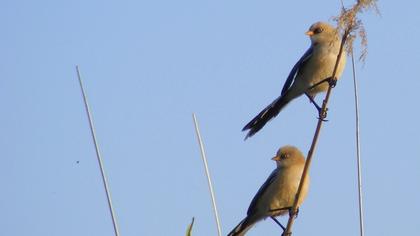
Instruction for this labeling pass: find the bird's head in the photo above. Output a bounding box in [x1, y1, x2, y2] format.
[305, 22, 339, 46]
[272, 145, 305, 167]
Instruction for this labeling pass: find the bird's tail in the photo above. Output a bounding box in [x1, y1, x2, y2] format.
[227, 216, 258, 236]
[242, 94, 291, 139]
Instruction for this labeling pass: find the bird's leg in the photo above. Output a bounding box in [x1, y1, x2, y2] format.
[307, 78, 328, 91]
[279, 208, 301, 236]
[305, 93, 329, 121]
[270, 216, 286, 231]
[305, 93, 322, 113]
[308, 76, 337, 91]
[267, 207, 298, 236]
[269, 206, 293, 213]
[317, 76, 338, 121]
[305, 76, 338, 122]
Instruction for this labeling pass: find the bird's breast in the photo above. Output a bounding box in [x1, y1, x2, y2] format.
[303, 46, 346, 96]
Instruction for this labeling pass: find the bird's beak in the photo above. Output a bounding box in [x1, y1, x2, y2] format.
[305, 30, 314, 36]
[271, 156, 280, 161]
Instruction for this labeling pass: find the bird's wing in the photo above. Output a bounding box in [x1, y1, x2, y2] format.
[247, 168, 279, 215]
[281, 46, 313, 96]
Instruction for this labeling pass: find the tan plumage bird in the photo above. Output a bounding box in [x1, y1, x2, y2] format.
[228, 146, 310, 236]
[243, 22, 346, 139]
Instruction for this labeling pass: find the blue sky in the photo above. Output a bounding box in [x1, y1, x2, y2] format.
[2, 0, 420, 235]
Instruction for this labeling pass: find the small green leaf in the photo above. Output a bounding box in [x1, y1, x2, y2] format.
[185, 217, 195, 236]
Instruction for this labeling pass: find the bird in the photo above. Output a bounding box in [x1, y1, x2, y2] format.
[227, 145, 310, 236]
[242, 21, 346, 139]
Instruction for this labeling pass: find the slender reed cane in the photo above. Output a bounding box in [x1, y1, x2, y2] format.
[76, 66, 120, 236]
[192, 114, 222, 236]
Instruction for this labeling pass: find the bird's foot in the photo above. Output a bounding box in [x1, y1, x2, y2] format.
[306, 92, 329, 121]
[288, 207, 299, 219]
[318, 107, 328, 121]
[328, 77, 337, 88]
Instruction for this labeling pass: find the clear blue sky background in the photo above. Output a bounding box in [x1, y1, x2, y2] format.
[2, 1, 420, 235]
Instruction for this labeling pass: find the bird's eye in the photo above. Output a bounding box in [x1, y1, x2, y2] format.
[282, 153, 290, 159]
[314, 27, 324, 34]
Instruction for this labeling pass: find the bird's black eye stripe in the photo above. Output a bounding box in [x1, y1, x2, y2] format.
[314, 27, 324, 34]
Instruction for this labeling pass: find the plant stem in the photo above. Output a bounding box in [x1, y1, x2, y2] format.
[351, 49, 365, 236]
[76, 66, 120, 236]
[282, 29, 350, 236]
[192, 114, 222, 236]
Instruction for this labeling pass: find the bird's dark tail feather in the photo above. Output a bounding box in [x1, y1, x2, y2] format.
[242, 94, 291, 139]
[227, 216, 257, 236]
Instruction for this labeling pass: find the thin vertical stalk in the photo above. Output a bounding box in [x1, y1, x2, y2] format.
[192, 113, 222, 236]
[283, 29, 350, 236]
[351, 51, 365, 236]
[76, 66, 120, 236]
